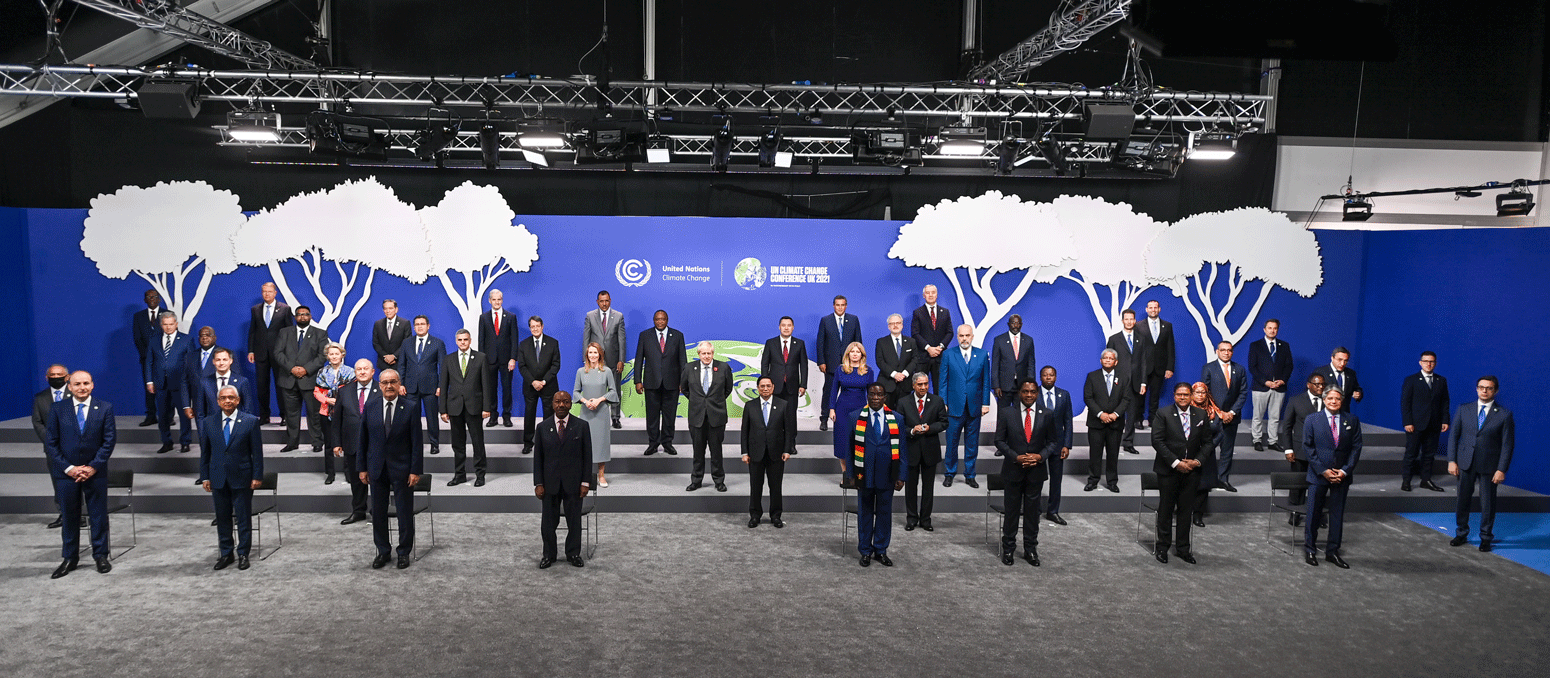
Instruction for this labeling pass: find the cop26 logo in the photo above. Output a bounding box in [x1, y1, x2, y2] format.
[615, 258, 651, 287]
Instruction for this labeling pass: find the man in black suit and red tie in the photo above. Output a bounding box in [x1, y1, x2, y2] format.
[327, 359, 379, 525]
[899, 372, 947, 531]
[634, 310, 686, 456]
[358, 370, 423, 570]
[990, 314, 1036, 411]
[478, 289, 518, 428]
[534, 391, 591, 568]
[741, 377, 790, 528]
[247, 282, 293, 425]
[372, 299, 411, 373]
[910, 284, 952, 393]
[132, 289, 163, 426]
[1151, 383, 1210, 564]
[1247, 318, 1293, 452]
[33, 363, 72, 529]
[874, 313, 920, 410]
[1138, 300, 1175, 428]
[517, 316, 562, 453]
[1399, 351, 1449, 492]
[760, 317, 808, 456]
[993, 380, 1056, 567]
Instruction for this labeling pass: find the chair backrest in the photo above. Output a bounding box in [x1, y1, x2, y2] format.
[987, 473, 1005, 492]
[106, 469, 134, 489]
[257, 471, 279, 491]
[1270, 472, 1309, 491]
[1140, 472, 1159, 491]
[413, 474, 432, 493]
[839, 476, 857, 491]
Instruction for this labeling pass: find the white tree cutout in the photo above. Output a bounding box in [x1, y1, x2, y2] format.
[81, 181, 243, 331]
[889, 191, 1077, 346]
[420, 181, 539, 343]
[1038, 195, 1166, 336]
[232, 177, 432, 344]
[1146, 207, 1323, 358]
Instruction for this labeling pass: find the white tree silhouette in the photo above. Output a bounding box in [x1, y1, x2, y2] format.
[420, 182, 539, 344]
[889, 191, 1077, 346]
[231, 177, 432, 345]
[1037, 195, 1166, 336]
[1145, 207, 1323, 358]
[81, 181, 243, 331]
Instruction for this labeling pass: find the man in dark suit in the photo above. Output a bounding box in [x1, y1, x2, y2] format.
[44, 370, 116, 578]
[33, 363, 71, 529]
[1083, 349, 1131, 493]
[939, 324, 991, 488]
[1247, 318, 1293, 452]
[1448, 376, 1514, 552]
[683, 341, 734, 492]
[272, 306, 329, 452]
[991, 314, 1036, 411]
[372, 299, 411, 372]
[1400, 351, 1450, 492]
[439, 329, 493, 487]
[1106, 309, 1149, 454]
[189, 348, 257, 422]
[327, 359, 378, 525]
[910, 284, 953, 393]
[132, 289, 162, 426]
[849, 384, 906, 567]
[478, 289, 519, 427]
[198, 386, 264, 571]
[582, 290, 628, 428]
[357, 370, 424, 570]
[247, 282, 293, 425]
[1201, 340, 1248, 492]
[1035, 366, 1074, 525]
[534, 391, 591, 568]
[1138, 300, 1175, 428]
[741, 376, 790, 528]
[185, 326, 221, 420]
[994, 380, 1057, 567]
[634, 310, 686, 456]
[1303, 387, 1362, 568]
[517, 315, 561, 452]
[815, 295, 862, 432]
[395, 316, 443, 456]
[760, 317, 808, 455]
[1151, 383, 1211, 564]
[874, 313, 920, 410]
[899, 372, 947, 531]
[144, 311, 194, 454]
[1278, 373, 1326, 520]
[1311, 347, 1362, 413]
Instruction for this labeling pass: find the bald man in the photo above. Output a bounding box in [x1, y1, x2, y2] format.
[44, 371, 116, 578]
[199, 386, 264, 570]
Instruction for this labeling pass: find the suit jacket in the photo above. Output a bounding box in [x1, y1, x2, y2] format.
[1105, 330, 1149, 394]
[395, 334, 446, 396]
[847, 407, 906, 488]
[1303, 410, 1363, 484]
[1311, 364, 1361, 412]
[634, 327, 687, 390]
[248, 301, 294, 361]
[760, 336, 808, 394]
[271, 325, 329, 389]
[356, 396, 424, 480]
[1247, 337, 1294, 392]
[328, 379, 381, 454]
[815, 313, 863, 367]
[372, 317, 412, 369]
[873, 334, 920, 397]
[990, 331, 1036, 393]
[516, 335, 562, 391]
[33, 387, 68, 443]
[938, 346, 991, 417]
[132, 306, 163, 358]
[1082, 369, 1131, 429]
[44, 398, 115, 479]
[144, 331, 195, 400]
[1040, 386, 1074, 450]
[439, 350, 493, 416]
[909, 304, 953, 354]
[1151, 405, 1211, 475]
[478, 309, 518, 364]
[681, 360, 734, 428]
[897, 391, 948, 466]
[198, 411, 264, 487]
[1138, 317, 1175, 378]
[1279, 390, 1324, 461]
[1450, 402, 1514, 475]
[993, 401, 1057, 483]
[185, 344, 222, 395]
[1400, 372, 1450, 431]
[740, 397, 789, 463]
[533, 415, 591, 495]
[1201, 359, 1249, 417]
[582, 308, 628, 366]
[193, 372, 258, 421]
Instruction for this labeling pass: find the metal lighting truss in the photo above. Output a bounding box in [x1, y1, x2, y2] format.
[68, 1, 319, 71]
[969, 0, 1133, 82]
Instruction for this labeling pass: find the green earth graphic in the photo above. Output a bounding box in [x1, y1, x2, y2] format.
[619, 339, 811, 418]
[733, 257, 766, 290]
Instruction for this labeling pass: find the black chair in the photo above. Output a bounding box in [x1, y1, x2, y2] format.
[1134, 472, 1159, 553]
[839, 476, 858, 554]
[100, 469, 136, 561]
[250, 471, 282, 560]
[983, 473, 1006, 547]
[386, 474, 435, 561]
[1268, 472, 1312, 556]
[558, 487, 600, 560]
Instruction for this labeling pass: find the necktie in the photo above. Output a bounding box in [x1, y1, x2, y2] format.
[264, 305, 272, 325]
[895, 337, 902, 359]
[1223, 363, 1232, 388]
[53, 390, 64, 402]
[76, 402, 86, 432]
[917, 397, 925, 415]
[1023, 406, 1032, 443]
[297, 329, 305, 348]
[782, 340, 789, 362]
[201, 350, 210, 369]
[418, 337, 425, 357]
[1151, 320, 1158, 338]
[762, 400, 770, 425]
[358, 386, 367, 414]
[1012, 335, 1019, 360]
[460, 352, 468, 377]
[494, 312, 501, 335]
[384, 400, 394, 433]
[930, 306, 937, 328]
[1045, 390, 1053, 411]
[1105, 372, 1113, 395]
[1330, 414, 1339, 445]
[1478, 405, 1488, 429]
[163, 334, 172, 358]
[223, 417, 233, 444]
[659, 332, 666, 352]
[1424, 374, 1431, 387]
[1182, 409, 1191, 438]
[387, 319, 394, 336]
[873, 410, 881, 433]
[557, 417, 566, 441]
[600, 311, 607, 335]
[219, 376, 227, 391]
[1269, 340, 1276, 359]
[1336, 371, 1344, 389]
[838, 315, 844, 331]
[536, 337, 542, 355]
[1126, 333, 1133, 351]
[701, 364, 711, 392]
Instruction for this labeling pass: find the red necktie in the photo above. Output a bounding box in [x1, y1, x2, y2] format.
[782, 341, 789, 362]
[658, 333, 666, 352]
[917, 397, 925, 415]
[357, 385, 367, 414]
[557, 417, 566, 441]
[494, 312, 501, 336]
[930, 307, 937, 328]
[1023, 406, 1033, 443]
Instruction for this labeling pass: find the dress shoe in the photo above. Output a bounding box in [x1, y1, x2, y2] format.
[211, 518, 220, 526]
[397, 555, 412, 569]
[521, 445, 533, 455]
[214, 554, 235, 570]
[1023, 550, 1040, 567]
[964, 477, 979, 489]
[1269, 443, 1285, 452]
[94, 557, 111, 574]
[341, 512, 367, 525]
[1175, 551, 1197, 564]
[1325, 552, 1349, 568]
[1401, 479, 1412, 492]
[1123, 446, 1140, 455]
[139, 416, 157, 427]
[612, 419, 622, 429]
[819, 420, 828, 431]
[1137, 421, 1148, 430]
[772, 518, 784, 529]
[1450, 535, 1469, 547]
[1105, 482, 1120, 493]
[1192, 515, 1206, 528]
[1480, 540, 1494, 553]
[448, 475, 467, 487]
[371, 554, 391, 569]
[1154, 549, 1169, 564]
[538, 557, 555, 569]
[47, 517, 62, 529]
[1288, 513, 1304, 527]
[859, 554, 871, 567]
[920, 520, 934, 532]
[279, 444, 299, 452]
[474, 474, 486, 487]
[156, 444, 174, 454]
[714, 482, 727, 492]
[1420, 480, 1445, 492]
[324, 474, 335, 485]
[1304, 553, 1320, 566]
[1045, 513, 1067, 526]
[905, 518, 918, 531]
[876, 553, 894, 567]
[1253, 442, 1266, 452]
[487, 417, 499, 427]
[181, 444, 191, 453]
[502, 417, 514, 427]
[237, 555, 250, 570]
[643, 447, 657, 456]
[1083, 480, 1098, 492]
[194, 479, 203, 486]
[313, 446, 324, 453]
[748, 517, 760, 528]
[568, 555, 585, 567]
[1001, 551, 1015, 566]
[1220, 481, 1238, 493]
[663, 445, 678, 456]
[942, 476, 954, 488]
[685, 481, 702, 492]
[429, 446, 439, 455]
[51, 558, 80, 578]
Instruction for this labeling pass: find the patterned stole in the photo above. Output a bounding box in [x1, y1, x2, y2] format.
[851, 408, 901, 474]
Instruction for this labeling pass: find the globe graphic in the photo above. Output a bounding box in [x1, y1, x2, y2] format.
[733, 257, 766, 290]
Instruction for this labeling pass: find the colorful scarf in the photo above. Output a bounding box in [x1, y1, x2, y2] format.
[852, 406, 900, 474]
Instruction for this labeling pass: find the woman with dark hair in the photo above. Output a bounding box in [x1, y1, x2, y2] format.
[1190, 381, 1223, 527]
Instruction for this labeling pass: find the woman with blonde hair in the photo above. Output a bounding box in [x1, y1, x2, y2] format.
[829, 341, 873, 474]
[574, 342, 619, 487]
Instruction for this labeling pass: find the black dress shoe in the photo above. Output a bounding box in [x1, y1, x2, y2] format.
[429, 446, 439, 455]
[214, 554, 235, 570]
[1023, 550, 1040, 567]
[819, 420, 828, 431]
[279, 444, 299, 452]
[1001, 551, 1015, 566]
[51, 558, 79, 579]
[313, 446, 324, 453]
[1420, 480, 1445, 492]
[643, 447, 657, 456]
[1288, 513, 1304, 527]
[1450, 535, 1469, 547]
[1083, 480, 1098, 492]
[1401, 479, 1412, 491]
[942, 476, 954, 488]
[612, 419, 622, 429]
[474, 474, 486, 487]
[156, 444, 174, 454]
[748, 517, 760, 528]
[324, 474, 335, 485]
[1123, 446, 1140, 455]
[664, 445, 679, 456]
[1105, 482, 1120, 493]
[371, 554, 391, 569]
[1155, 549, 1169, 564]
[1269, 443, 1285, 452]
[47, 517, 62, 529]
[503, 417, 514, 427]
[1045, 513, 1067, 526]
[1480, 540, 1494, 553]
[211, 518, 220, 526]
[1253, 442, 1266, 452]
[859, 554, 871, 567]
[94, 557, 111, 574]
[1325, 552, 1349, 568]
[876, 553, 893, 567]
[1175, 551, 1197, 564]
[772, 518, 785, 528]
[237, 555, 250, 570]
[568, 555, 585, 567]
[1304, 553, 1320, 566]
[538, 557, 555, 569]
[920, 520, 934, 532]
[396, 555, 412, 569]
[521, 445, 533, 455]
[1220, 482, 1238, 493]
[964, 477, 979, 489]
[448, 475, 467, 487]
[905, 518, 918, 531]
[1192, 515, 1206, 528]
[685, 481, 701, 492]
[181, 444, 191, 453]
[138, 416, 157, 427]
[341, 513, 367, 525]
[714, 482, 728, 492]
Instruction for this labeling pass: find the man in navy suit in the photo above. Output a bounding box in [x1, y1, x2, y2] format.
[144, 311, 194, 454]
[990, 314, 1036, 411]
[1448, 376, 1514, 552]
[1247, 319, 1293, 452]
[634, 310, 686, 456]
[33, 364, 74, 529]
[1311, 347, 1362, 413]
[1400, 351, 1450, 492]
[534, 391, 592, 568]
[814, 295, 862, 432]
[939, 324, 991, 488]
[1200, 341, 1248, 492]
[198, 386, 264, 571]
[899, 372, 947, 531]
[131, 289, 163, 426]
[357, 370, 424, 570]
[1035, 366, 1074, 525]
[760, 317, 808, 455]
[1279, 374, 1327, 518]
[189, 348, 257, 424]
[994, 380, 1057, 566]
[1106, 310, 1150, 453]
[849, 384, 905, 567]
[395, 315, 444, 456]
[910, 284, 953, 393]
[247, 282, 293, 424]
[328, 359, 379, 525]
[44, 371, 116, 578]
[186, 327, 221, 409]
[1303, 387, 1362, 568]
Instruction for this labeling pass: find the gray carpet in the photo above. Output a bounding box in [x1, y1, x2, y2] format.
[3, 511, 1548, 677]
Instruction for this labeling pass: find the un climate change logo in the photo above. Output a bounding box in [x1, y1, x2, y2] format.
[733, 257, 766, 290]
[615, 258, 651, 287]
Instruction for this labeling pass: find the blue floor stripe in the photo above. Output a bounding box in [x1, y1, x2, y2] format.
[1399, 512, 1550, 576]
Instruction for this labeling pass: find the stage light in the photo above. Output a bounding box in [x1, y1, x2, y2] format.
[645, 135, 671, 163]
[522, 150, 549, 167]
[995, 137, 1025, 175]
[1342, 197, 1373, 221]
[304, 110, 388, 161]
[226, 109, 279, 142]
[479, 123, 502, 169]
[414, 120, 460, 165]
[710, 122, 734, 172]
[852, 127, 923, 167]
[757, 128, 786, 168]
[1038, 137, 1069, 176]
[1497, 188, 1535, 216]
[936, 126, 987, 156]
[517, 119, 568, 148]
[1189, 131, 1236, 160]
[1081, 104, 1135, 141]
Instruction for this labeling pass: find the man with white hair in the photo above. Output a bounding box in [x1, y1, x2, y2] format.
[682, 341, 734, 492]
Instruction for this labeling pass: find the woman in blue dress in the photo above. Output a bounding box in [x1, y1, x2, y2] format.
[828, 342, 873, 474]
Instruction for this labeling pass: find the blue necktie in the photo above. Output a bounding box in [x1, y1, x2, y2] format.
[76, 402, 86, 432]
[201, 350, 210, 369]
[1269, 340, 1276, 359]
[223, 417, 233, 444]
[1126, 334, 1133, 352]
[762, 400, 770, 425]
[297, 329, 305, 349]
[1478, 405, 1488, 429]
[54, 390, 64, 402]
[1046, 390, 1053, 411]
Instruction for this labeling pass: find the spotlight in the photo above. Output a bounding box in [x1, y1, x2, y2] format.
[1342, 197, 1373, 221]
[1189, 131, 1237, 160]
[414, 120, 460, 165]
[304, 110, 388, 161]
[645, 135, 671, 163]
[995, 137, 1024, 175]
[936, 126, 987, 156]
[517, 119, 568, 148]
[1038, 137, 1069, 176]
[710, 122, 734, 172]
[479, 122, 502, 169]
[757, 128, 787, 168]
[1497, 188, 1535, 216]
[522, 149, 549, 167]
[225, 109, 279, 142]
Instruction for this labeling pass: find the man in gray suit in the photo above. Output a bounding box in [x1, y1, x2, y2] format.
[272, 306, 329, 452]
[681, 341, 734, 492]
[582, 290, 627, 429]
[439, 329, 494, 487]
[1448, 376, 1515, 552]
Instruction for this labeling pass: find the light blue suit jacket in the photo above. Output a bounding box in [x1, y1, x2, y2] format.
[938, 346, 991, 417]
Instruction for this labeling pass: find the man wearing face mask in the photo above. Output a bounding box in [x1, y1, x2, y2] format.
[32, 364, 73, 529]
[272, 306, 329, 453]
